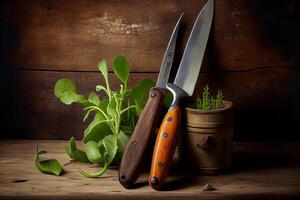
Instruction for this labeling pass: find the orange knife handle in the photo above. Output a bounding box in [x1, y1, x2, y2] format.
[149, 83, 188, 190]
[119, 87, 167, 188]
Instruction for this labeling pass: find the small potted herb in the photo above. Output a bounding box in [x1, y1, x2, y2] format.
[179, 85, 234, 174]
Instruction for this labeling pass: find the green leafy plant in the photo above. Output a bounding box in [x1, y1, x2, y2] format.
[65, 137, 90, 163]
[195, 85, 224, 110]
[35, 147, 63, 176]
[53, 55, 154, 177]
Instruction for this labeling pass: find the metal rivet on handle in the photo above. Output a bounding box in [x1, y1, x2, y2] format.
[151, 177, 159, 185]
[151, 92, 156, 98]
[158, 162, 164, 168]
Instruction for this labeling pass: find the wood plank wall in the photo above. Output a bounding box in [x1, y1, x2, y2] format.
[1, 0, 300, 141]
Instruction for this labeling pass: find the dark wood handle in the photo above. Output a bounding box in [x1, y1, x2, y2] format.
[118, 87, 167, 189]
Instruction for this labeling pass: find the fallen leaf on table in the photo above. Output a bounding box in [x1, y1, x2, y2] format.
[35, 147, 63, 176]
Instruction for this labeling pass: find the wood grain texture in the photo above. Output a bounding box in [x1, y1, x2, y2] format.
[1, 67, 300, 141]
[1, 0, 300, 141]
[0, 68, 157, 140]
[119, 87, 167, 188]
[0, 140, 299, 199]
[1, 0, 299, 72]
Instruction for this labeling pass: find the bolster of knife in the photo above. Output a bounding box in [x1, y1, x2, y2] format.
[118, 87, 167, 188]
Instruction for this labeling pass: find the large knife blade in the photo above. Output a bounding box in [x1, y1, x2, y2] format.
[118, 14, 183, 189]
[149, 0, 214, 190]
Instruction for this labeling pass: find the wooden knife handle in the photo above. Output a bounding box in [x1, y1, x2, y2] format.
[149, 83, 188, 190]
[119, 87, 167, 188]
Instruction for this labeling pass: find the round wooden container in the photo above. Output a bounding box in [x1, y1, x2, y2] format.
[179, 101, 234, 174]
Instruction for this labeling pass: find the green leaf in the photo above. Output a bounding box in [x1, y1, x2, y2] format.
[117, 130, 129, 153]
[107, 97, 117, 118]
[98, 99, 109, 116]
[120, 125, 134, 136]
[98, 60, 109, 81]
[35, 147, 63, 176]
[112, 55, 129, 84]
[164, 91, 173, 108]
[54, 79, 82, 105]
[83, 100, 109, 122]
[65, 137, 89, 163]
[78, 135, 117, 178]
[78, 95, 94, 107]
[97, 140, 103, 148]
[83, 100, 112, 143]
[83, 112, 112, 143]
[85, 141, 103, 164]
[88, 92, 100, 106]
[102, 135, 118, 163]
[130, 79, 154, 115]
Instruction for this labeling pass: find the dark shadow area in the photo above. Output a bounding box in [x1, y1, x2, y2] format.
[249, 0, 300, 64]
[200, 1, 300, 142]
[0, 1, 22, 66]
[0, 69, 28, 138]
[160, 173, 198, 191]
[233, 150, 291, 172]
[251, 1, 300, 141]
[127, 180, 149, 189]
[245, 1, 300, 141]
[0, 0, 25, 138]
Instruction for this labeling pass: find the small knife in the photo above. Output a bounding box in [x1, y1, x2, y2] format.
[149, 0, 214, 190]
[118, 14, 184, 189]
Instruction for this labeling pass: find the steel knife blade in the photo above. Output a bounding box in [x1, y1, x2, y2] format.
[156, 13, 184, 88]
[149, 0, 214, 190]
[174, 0, 214, 95]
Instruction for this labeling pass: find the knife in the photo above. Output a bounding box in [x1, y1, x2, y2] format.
[118, 13, 184, 189]
[149, 0, 214, 190]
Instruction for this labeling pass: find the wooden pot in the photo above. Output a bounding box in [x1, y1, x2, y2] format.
[179, 101, 234, 174]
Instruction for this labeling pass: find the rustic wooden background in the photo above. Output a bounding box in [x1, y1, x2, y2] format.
[1, 0, 299, 141]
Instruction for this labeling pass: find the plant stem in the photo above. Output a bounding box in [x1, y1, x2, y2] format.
[120, 106, 136, 115]
[84, 106, 109, 121]
[105, 77, 112, 100]
[112, 94, 120, 136]
[77, 162, 109, 178]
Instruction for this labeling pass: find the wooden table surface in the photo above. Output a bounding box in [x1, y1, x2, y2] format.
[0, 140, 299, 200]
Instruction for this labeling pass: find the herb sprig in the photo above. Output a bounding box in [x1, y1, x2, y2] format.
[196, 85, 224, 110]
